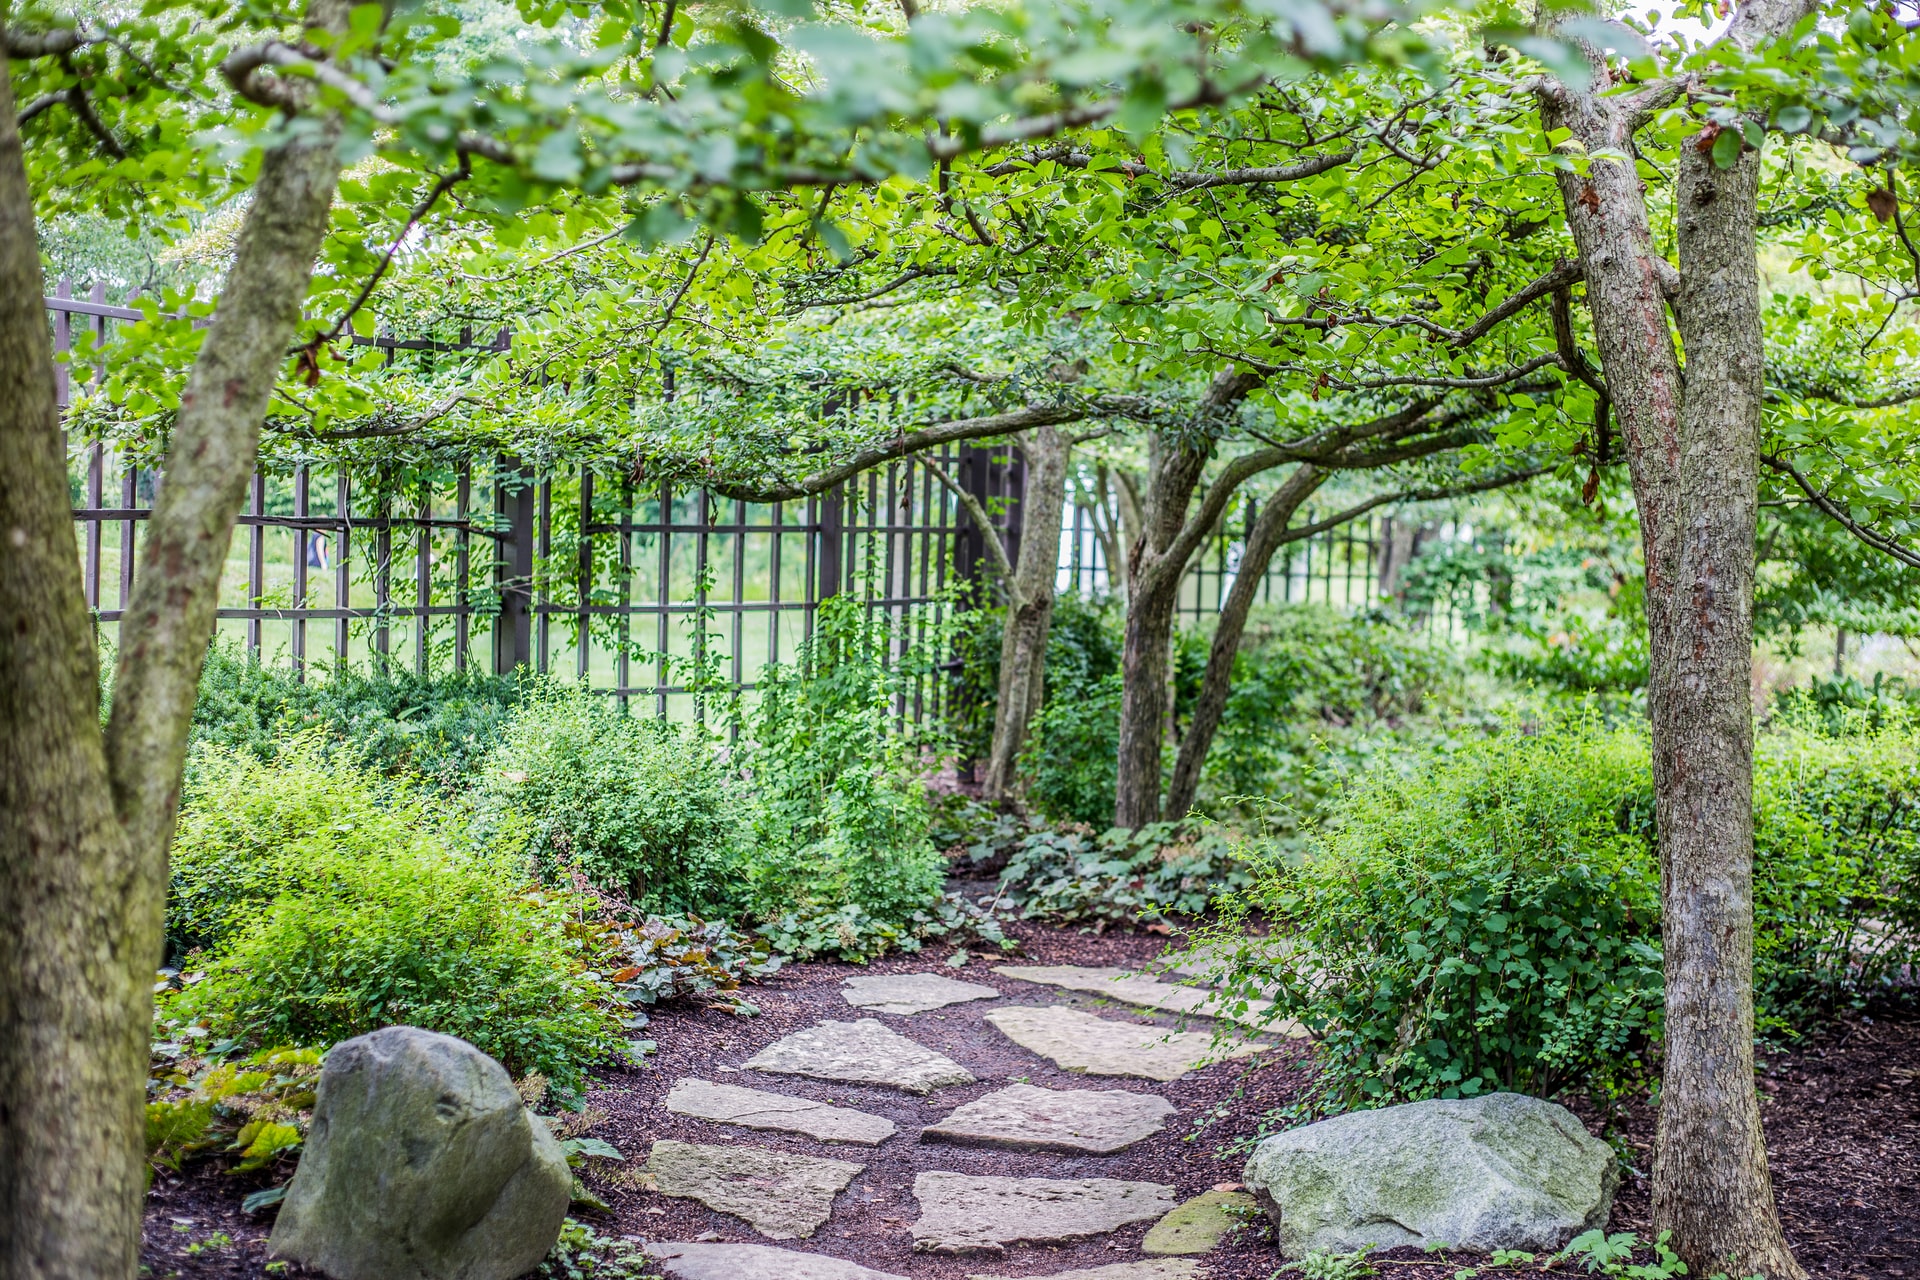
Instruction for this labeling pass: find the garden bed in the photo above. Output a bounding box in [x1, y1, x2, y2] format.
[141, 919, 1919, 1280]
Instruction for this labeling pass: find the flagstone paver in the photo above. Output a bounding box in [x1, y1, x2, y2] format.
[663, 1078, 898, 1145]
[645, 1241, 908, 1279]
[1141, 1188, 1258, 1255]
[744, 1018, 976, 1094]
[841, 972, 1001, 1015]
[923, 1082, 1175, 1154]
[968, 1263, 1205, 1280]
[910, 1171, 1177, 1255]
[646, 1139, 863, 1239]
[993, 964, 1299, 1034]
[984, 1005, 1265, 1082]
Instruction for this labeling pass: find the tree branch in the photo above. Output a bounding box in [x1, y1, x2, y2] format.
[1761, 453, 1920, 570]
[922, 455, 1013, 581]
[707, 395, 1153, 502]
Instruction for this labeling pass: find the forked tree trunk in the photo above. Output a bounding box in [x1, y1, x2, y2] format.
[0, 9, 352, 1276]
[0, 50, 148, 1280]
[1539, 4, 1809, 1274]
[1163, 465, 1324, 819]
[983, 424, 1069, 802]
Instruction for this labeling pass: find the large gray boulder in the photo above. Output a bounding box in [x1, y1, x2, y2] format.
[1243, 1092, 1618, 1257]
[269, 1026, 570, 1280]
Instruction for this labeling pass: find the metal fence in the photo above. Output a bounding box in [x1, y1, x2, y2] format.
[57, 282, 1485, 715]
[54, 281, 1030, 720]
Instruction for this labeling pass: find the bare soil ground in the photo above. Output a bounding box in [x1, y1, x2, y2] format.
[141, 920, 1920, 1280]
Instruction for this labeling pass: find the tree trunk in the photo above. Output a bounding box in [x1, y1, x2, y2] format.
[1113, 371, 1262, 829]
[0, 47, 150, 1280]
[1164, 465, 1325, 818]
[0, 7, 353, 1276]
[984, 424, 1069, 802]
[1539, 6, 1809, 1274]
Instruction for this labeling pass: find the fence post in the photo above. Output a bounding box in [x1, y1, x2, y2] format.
[818, 482, 844, 601]
[494, 456, 535, 675]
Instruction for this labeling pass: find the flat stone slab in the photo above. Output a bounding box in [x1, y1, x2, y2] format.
[647, 1242, 907, 1279]
[664, 1079, 897, 1146]
[745, 1018, 976, 1094]
[910, 1171, 1177, 1255]
[923, 1082, 1174, 1154]
[994, 964, 1299, 1034]
[984, 1005, 1265, 1082]
[647, 1139, 863, 1240]
[1142, 1188, 1257, 1255]
[969, 1264, 1203, 1280]
[842, 972, 1001, 1015]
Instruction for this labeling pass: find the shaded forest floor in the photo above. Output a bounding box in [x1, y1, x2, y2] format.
[143, 920, 1920, 1280]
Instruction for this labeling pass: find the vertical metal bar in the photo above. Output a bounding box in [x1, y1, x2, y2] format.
[374, 481, 392, 666]
[769, 499, 784, 669]
[246, 472, 265, 655]
[694, 489, 710, 724]
[416, 477, 432, 675]
[534, 478, 551, 674]
[618, 479, 632, 709]
[336, 474, 351, 662]
[292, 465, 309, 679]
[730, 496, 745, 695]
[455, 466, 471, 672]
[818, 486, 842, 602]
[578, 470, 593, 682]
[803, 493, 818, 645]
[84, 441, 102, 611]
[493, 458, 535, 675]
[655, 482, 671, 719]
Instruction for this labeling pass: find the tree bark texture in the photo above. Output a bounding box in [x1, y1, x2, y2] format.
[983, 423, 1069, 802]
[1163, 464, 1325, 819]
[1538, 4, 1812, 1273]
[1114, 373, 1259, 828]
[0, 7, 352, 1276]
[0, 48, 150, 1280]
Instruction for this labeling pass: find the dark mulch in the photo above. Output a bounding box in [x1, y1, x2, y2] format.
[140, 920, 1920, 1280]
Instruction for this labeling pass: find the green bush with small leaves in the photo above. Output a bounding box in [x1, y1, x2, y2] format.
[995, 820, 1255, 926]
[165, 741, 620, 1090]
[1208, 713, 1665, 1112]
[478, 682, 746, 914]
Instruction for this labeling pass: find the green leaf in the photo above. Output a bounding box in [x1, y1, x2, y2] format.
[1711, 128, 1745, 170]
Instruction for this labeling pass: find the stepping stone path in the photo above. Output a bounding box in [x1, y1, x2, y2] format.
[745, 1018, 976, 1094]
[842, 972, 1000, 1015]
[910, 1171, 1178, 1255]
[1142, 1187, 1257, 1255]
[985, 1004, 1266, 1081]
[664, 1079, 897, 1145]
[923, 1082, 1175, 1154]
[646, 1139, 864, 1239]
[648, 969, 1258, 1274]
[646, 1241, 907, 1279]
[969, 1264, 1204, 1280]
[995, 963, 1299, 1034]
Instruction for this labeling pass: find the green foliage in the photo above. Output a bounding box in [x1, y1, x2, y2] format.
[144, 1046, 323, 1178]
[478, 683, 746, 914]
[1210, 714, 1666, 1112]
[1749, 722, 1920, 1024]
[1019, 673, 1124, 826]
[593, 915, 784, 1011]
[1274, 1248, 1376, 1280]
[1769, 671, 1920, 735]
[736, 594, 946, 954]
[1205, 605, 1461, 810]
[1492, 613, 1651, 695]
[164, 742, 619, 1089]
[538, 1219, 664, 1280]
[1555, 1230, 1686, 1280]
[995, 821, 1254, 926]
[192, 645, 522, 788]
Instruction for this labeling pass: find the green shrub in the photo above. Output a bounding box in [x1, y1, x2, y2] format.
[165, 742, 619, 1089]
[191, 644, 522, 788]
[1209, 714, 1664, 1112]
[1204, 605, 1460, 810]
[479, 683, 745, 914]
[1751, 721, 1920, 1022]
[737, 594, 945, 953]
[995, 820, 1256, 926]
[1019, 673, 1123, 826]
